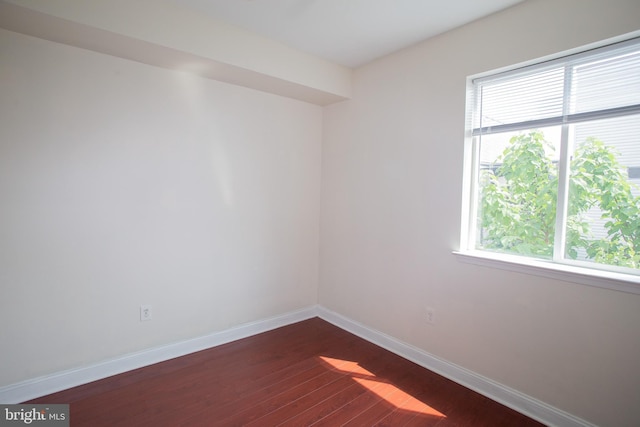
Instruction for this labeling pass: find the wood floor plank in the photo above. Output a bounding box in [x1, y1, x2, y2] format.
[214, 367, 348, 426]
[242, 374, 357, 427]
[362, 391, 435, 425]
[25, 317, 545, 427]
[310, 380, 399, 426]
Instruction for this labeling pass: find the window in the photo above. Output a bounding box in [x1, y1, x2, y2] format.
[460, 36, 640, 287]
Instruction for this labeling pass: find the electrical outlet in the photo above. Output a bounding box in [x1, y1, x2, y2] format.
[140, 305, 152, 322]
[426, 307, 435, 325]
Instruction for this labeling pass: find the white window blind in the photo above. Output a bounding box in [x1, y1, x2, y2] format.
[472, 37, 640, 136]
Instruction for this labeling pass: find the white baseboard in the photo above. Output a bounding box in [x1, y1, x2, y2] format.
[0, 305, 319, 404]
[316, 306, 595, 427]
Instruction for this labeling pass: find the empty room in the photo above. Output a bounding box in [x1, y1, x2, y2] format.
[1, 0, 639, 426]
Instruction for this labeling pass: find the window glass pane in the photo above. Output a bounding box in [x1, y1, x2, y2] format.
[476, 127, 561, 258]
[565, 114, 640, 269]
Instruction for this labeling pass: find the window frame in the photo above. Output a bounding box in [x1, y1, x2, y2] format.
[457, 32, 640, 295]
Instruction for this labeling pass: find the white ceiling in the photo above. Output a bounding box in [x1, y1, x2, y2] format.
[173, 0, 524, 68]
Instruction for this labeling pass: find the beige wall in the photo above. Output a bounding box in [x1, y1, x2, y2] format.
[320, 1, 640, 426]
[0, 28, 321, 385]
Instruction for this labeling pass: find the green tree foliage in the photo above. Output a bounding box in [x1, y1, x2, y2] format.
[479, 130, 640, 269]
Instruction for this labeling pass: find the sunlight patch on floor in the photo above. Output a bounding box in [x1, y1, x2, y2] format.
[319, 356, 445, 418]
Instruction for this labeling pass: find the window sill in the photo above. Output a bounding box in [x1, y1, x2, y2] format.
[453, 250, 640, 295]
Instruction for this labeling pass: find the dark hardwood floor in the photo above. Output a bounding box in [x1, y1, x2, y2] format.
[26, 318, 545, 426]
